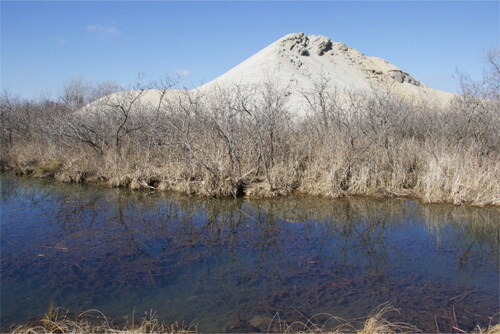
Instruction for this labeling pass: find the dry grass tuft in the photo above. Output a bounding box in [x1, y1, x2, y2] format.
[277, 304, 419, 334]
[9, 305, 196, 334]
[470, 316, 500, 334]
[357, 304, 418, 334]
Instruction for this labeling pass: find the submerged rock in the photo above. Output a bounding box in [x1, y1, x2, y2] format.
[249, 315, 279, 332]
[225, 319, 260, 333]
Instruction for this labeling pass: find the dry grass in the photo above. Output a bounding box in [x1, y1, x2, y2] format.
[272, 304, 419, 334]
[9, 304, 196, 334]
[9, 304, 499, 333]
[1, 81, 499, 206]
[482, 324, 500, 334]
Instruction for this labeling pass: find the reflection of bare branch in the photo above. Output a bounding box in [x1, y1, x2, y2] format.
[1, 175, 498, 331]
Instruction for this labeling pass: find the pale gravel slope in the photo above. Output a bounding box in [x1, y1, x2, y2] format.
[89, 33, 456, 113]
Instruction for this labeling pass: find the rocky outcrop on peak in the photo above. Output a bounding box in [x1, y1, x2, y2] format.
[388, 70, 421, 86]
[280, 33, 336, 58]
[317, 39, 333, 56]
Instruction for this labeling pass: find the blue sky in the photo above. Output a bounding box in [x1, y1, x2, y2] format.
[1, 1, 498, 99]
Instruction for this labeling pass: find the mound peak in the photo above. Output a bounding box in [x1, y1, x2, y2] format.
[202, 32, 429, 90]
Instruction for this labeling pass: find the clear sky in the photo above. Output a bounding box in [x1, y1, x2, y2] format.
[1, 1, 498, 99]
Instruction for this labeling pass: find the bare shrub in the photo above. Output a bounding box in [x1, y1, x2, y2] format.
[1, 67, 498, 205]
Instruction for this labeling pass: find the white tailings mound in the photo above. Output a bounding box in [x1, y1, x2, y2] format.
[88, 33, 456, 113]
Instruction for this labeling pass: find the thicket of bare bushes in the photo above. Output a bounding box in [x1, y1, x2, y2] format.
[1, 56, 499, 206]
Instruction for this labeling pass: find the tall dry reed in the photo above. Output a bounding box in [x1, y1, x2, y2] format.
[1, 73, 498, 206]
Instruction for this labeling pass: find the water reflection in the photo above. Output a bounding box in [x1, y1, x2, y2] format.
[1, 174, 498, 332]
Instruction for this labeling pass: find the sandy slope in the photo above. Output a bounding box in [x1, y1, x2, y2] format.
[89, 33, 456, 113]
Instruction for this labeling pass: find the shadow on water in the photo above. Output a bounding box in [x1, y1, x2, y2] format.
[1, 173, 499, 332]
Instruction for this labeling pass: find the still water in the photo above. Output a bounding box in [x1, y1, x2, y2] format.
[0, 174, 498, 332]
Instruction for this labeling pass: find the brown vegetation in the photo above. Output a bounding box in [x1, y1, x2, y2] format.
[8, 304, 499, 333]
[8, 303, 195, 334]
[1, 56, 498, 206]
